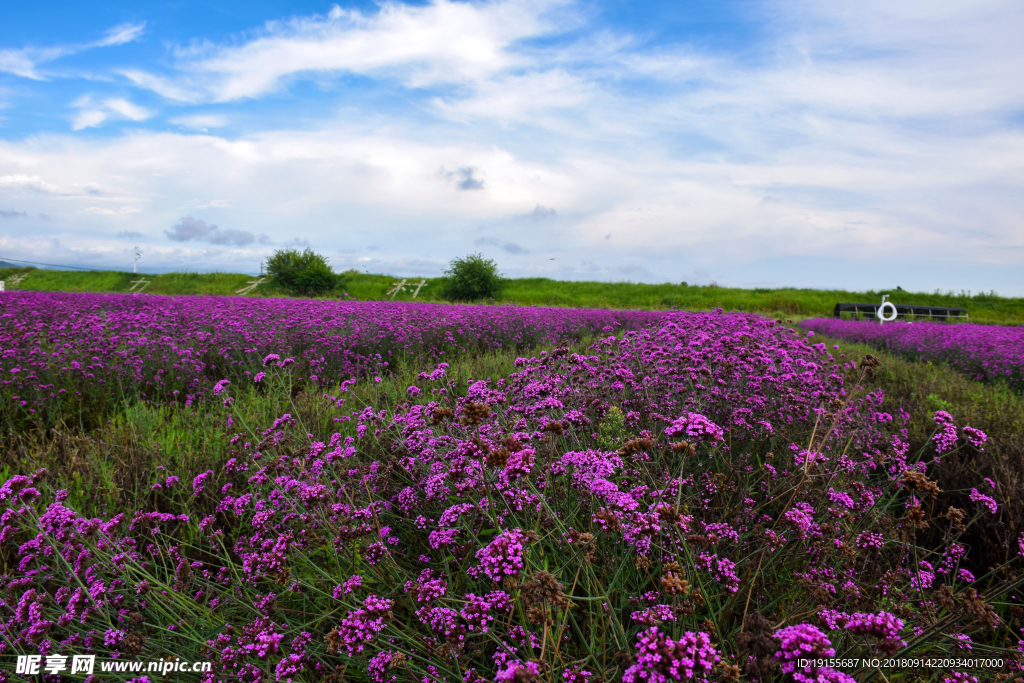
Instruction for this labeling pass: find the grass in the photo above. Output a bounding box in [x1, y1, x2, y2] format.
[0, 267, 257, 296]
[3, 266, 1023, 324]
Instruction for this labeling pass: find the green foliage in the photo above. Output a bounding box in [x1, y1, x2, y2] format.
[265, 248, 336, 296]
[441, 252, 502, 301]
[596, 405, 628, 450]
[926, 393, 955, 414]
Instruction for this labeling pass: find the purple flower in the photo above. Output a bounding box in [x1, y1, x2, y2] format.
[342, 574, 362, 594]
[475, 529, 529, 581]
[800, 319, 1024, 392]
[943, 673, 979, 683]
[563, 666, 594, 683]
[631, 604, 675, 625]
[428, 528, 459, 548]
[774, 623, 854, 683]
[192, 470, 214, 496]
[496, 661, 541, 682]
[405, 569, 447, 602]
[969, 488, 998, 514]
[696, 552, 740, 593]
[367, 650, 399, 683]
[333, 594, 393, 655]
[275, 654, 305, 682]
[665, 412, 724, 443]
[962, 426, 987, 449]
[622, 626, 719, 682]
[844, 611, 905, 655]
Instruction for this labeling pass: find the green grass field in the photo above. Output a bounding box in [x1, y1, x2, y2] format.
[2, 265, 1023, 324]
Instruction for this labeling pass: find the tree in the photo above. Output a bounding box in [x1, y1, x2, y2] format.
[266, 248, 336, 296]
[442, 252, 502, 302]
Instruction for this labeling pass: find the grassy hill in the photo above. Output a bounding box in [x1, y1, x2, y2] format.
[2, 265, 1022, 324]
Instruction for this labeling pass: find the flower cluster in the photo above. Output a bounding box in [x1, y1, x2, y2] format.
[774, 624, 854, 683]
[475, 529, 529, 581]
[330, 595, 393, 655]
[623, 627, 719, 682]
[844, 611, 906, 655]
[664, 412, 724, 443]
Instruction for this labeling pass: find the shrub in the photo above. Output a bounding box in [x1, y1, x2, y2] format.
[266, 248, 336, 296]
[442, 252, 502, 301]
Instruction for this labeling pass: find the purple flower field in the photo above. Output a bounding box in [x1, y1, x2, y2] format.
[1, 293, 1021, 682]
[0, 292, 662, 428]
[800, 319, 1024, 392]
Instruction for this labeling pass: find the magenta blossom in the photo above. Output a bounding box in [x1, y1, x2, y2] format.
[665, 412, 724, 443]
[475, 529, 529, 581]
[622, 626, 719, 682]
[774, 623, 854, 683]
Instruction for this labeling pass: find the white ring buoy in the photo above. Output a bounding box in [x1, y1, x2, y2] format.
[877, 301, 897, 323]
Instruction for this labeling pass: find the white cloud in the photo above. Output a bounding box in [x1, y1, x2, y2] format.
[0, 22, 145, 80]
[94, 23, 147, 48]
[1, 117, 1020, 273]
[433, 69, 594, 123]
[71, 96, 153, 130]
[170, 114, 229, 130]
[121, 70, 202, 103]
[196, 199, 231, 208]
[125, 0, 568, 102]
[0, 50, 46, 80]
[0, 174, 66, 194]
[83, 206, 142, 216]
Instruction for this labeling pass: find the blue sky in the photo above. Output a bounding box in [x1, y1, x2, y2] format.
[1, 0, 1023, 294]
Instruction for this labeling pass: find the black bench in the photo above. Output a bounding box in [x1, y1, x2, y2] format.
[833, 303, 968, 320]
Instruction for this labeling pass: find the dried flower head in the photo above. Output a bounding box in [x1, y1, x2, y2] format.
[717, 661, 741, 682]
[960, 588, 999, 629]
[527, 604, 552, 625]
[486, 447, 511, 468]
[935, 585, 957, 613]
[520, 571, 569, 609]
[901, 470, 941, 496]
[543, 421, 565, 435]
[618, 437, 654, 457]
[945, 507, 967, 533]
[430, 406, 455, 425]
[460, 402, 492, 426]
[661, 573, 690, 597]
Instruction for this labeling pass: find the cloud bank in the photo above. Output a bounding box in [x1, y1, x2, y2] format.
[0, 1, 1021, 293]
